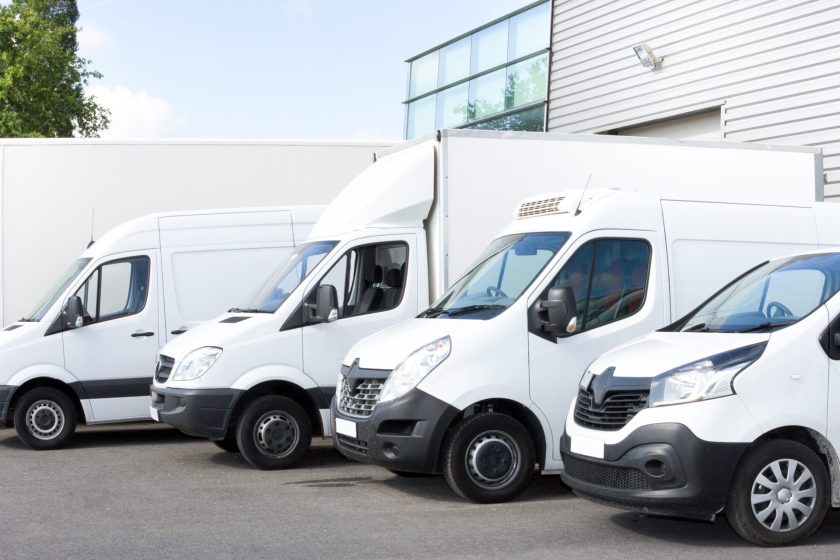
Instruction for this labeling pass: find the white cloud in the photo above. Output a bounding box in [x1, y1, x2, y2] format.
[88, 86, 185, 138]
[282, 0, 314, 17]
[78, 22, 110, 50]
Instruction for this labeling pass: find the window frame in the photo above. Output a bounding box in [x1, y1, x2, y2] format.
[74, 255, 152, 326]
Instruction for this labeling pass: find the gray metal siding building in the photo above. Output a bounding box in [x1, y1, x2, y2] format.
[547, 0, 840, 198]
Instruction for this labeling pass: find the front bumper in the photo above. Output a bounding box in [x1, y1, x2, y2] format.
[560, 423, 749, 521]
[151, 386, 243, 440]
[332, 389, 460, 474]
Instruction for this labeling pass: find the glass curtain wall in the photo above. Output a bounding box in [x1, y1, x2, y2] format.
[404, 0, 550, 139]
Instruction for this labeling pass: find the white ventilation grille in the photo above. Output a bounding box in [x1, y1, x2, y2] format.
[517, 196, 566, 219]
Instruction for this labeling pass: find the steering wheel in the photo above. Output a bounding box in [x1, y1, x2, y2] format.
[486, 286, 508, 299]
[766, 301, 794, 319]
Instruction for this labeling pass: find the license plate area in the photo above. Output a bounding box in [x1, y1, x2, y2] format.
[570, 435, 605, 459]
[335, 418, 357, 438]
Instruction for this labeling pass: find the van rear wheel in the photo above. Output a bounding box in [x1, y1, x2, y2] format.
[236, 395, 311, 469]
[442, 412, 534, 503]
[13, 387, 77, 450]
[725, 440, 829, 546]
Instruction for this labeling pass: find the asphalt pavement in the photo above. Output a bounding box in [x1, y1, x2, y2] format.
[1, 423, 839, 559]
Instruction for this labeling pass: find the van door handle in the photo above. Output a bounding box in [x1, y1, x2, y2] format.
[170, 326, 189, 335]
[131, 330, 155, 338]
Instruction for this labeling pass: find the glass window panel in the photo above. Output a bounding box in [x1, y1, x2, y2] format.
[436, 83, 469, 128]
[506, 53, 548, 109]
[469, 68, 505, 120]
[406, 95, 436, 138]
[465, 105, 545, 132]
[508, 2, 550, 60]
[438, 37, 470, 87]
[409, 51, 439, 98]
[470, 20, 508, 74]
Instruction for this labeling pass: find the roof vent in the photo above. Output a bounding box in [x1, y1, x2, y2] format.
[517, 196, 567, 219]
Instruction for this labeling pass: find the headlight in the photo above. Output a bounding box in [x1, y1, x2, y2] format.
[336, 371, 344, 398]
[378, 337, 451, 404]
[649, 342, 766, 407]
[171, 347, 223, 381]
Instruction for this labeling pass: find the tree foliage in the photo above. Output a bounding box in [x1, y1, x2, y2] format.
[0, 0, 109, 137]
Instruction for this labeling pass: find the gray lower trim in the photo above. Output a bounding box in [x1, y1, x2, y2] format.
[70, 378, 153, 400]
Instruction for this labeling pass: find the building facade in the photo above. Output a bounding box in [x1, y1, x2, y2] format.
[547, 0, 840, 199]
[404, 1, 551, 139]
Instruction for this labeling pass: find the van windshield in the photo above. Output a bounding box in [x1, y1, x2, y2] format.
[23, 258, 92, 322]
[677, 253, 840, 333]
[245, 241, 338, 313]
[423, 232, 570, 319]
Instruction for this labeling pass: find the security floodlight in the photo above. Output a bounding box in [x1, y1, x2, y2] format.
[633, 44, 663, 70]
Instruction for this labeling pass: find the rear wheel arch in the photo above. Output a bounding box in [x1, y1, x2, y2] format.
[230, 380, 323, 438]
[7, 377, 86, 427]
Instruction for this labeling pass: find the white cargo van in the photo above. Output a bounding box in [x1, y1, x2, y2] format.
[334, 191, 840, 503]
[561, 249, 840, 547]
[151, 129, 824, 470]
[0, 207, 321, 449]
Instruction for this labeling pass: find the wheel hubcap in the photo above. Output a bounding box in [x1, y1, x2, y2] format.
[26, 400, 64, 440]
[465, 431, 521, 490]
[253, 411, 299, 458]
[750, 458, 817, 532]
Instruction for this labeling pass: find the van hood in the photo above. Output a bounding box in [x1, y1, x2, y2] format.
[0, 322, 44, 349]
[346, 317, 493, 371]
[587, 331, 772, 379]
[159, 312, 279, 361]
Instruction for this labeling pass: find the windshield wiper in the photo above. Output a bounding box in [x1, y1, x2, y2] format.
[438, 304, 506, 317]
[683, 323, 708, 332]
[228, 307, 272, 314]
[734, 320, 796, 333]
[17, 317, 37, 322]
[419, 307, 446, 318]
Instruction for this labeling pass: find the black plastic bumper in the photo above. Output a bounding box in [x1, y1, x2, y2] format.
[151, 386, 243, 440]
[560, 423, 749, 521]
[332, 389, 460, 474]
[0, 385, 12, 426]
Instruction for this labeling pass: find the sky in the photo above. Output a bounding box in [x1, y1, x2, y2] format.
[75, 0, 531, 140]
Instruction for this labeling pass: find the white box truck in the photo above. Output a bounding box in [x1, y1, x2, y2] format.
[0, 206, 322, 449]
[150, 129, 826, 471]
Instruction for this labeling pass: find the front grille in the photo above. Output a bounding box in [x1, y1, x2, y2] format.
[338, 375, 383, 418]
[336, 434, 368, 455]
[574, 388, 648, 431]
[155, 354, 175, 383]
[563, 453, 651, 490]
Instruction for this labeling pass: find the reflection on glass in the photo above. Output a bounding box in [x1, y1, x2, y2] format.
[436, 82, 469, 128]
[409, 52, 439, 98]
[439, 37, 470, 87]
[406, 95, 436, 138]
[24, 258, 92, 321]
[509, 2, 550, 60]
[506, 53, 548, 109]
[250, 241, 338, 312]
[470, 20, 508, 74]
[466, 105, 545, 132]
[469, 68, 505, 120]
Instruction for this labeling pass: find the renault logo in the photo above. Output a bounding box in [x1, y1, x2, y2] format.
[587, 367, 616, 407]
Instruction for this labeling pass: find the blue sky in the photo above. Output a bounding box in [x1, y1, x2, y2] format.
[76, 0, 531, 140]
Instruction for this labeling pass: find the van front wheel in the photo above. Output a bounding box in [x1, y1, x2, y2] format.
[725, 440, 829, 546]
[236, 395, 311, 469]
[442, 412, 534, 503]
[13, 387, 77, 450]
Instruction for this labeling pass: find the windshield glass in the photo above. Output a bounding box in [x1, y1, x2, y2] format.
[24, 258, 92, 322]
[246, 241, 338, 313]
[678, 253, 840, 333]
[426, 232, 571, 319]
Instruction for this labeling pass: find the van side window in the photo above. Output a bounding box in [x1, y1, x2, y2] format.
[551, 239, 650, 333]
[309, 242, 408, 320]
[73, 257, 151, 324]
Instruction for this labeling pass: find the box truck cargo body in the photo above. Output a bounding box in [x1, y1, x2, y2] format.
[0, 139, 388, 326]
[0, 207, 322, 449]
[151, 129, 825, 470]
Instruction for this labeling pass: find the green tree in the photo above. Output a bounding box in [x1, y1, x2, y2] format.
[0, 0, 109, 137]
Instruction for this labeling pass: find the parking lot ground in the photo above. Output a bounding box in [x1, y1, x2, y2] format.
[2, 423, 840, 559]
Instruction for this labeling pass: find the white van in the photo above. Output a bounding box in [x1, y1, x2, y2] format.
[0, 207, 321, 450]
[333, 191, 840, 503]
[561, 249, 840, 546]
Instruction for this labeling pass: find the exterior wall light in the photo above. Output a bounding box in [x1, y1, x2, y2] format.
[633, 44, 663, 70]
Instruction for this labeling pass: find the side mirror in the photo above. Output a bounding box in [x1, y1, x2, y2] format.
[543, 286, 577, 337]
[834, 331, 840, 348]
[62, 296, 85, 329]
[311, 284, 338, 324]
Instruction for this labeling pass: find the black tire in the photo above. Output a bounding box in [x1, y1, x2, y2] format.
[725, 440, 829, 546]
[212, 432, 240, 453]
[387, 469, 433, 478]
[442, 412, 535, 503]
[13, 386, 77, 450]
[236, 395, 311, 470]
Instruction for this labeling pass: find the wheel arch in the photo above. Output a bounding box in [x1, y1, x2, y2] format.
[6, 377, 87, 428]
[230, 380, 324, 437]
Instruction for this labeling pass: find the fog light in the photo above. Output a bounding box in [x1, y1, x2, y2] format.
[383, 443, 400, 459]
[644, 459, 666, 477]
